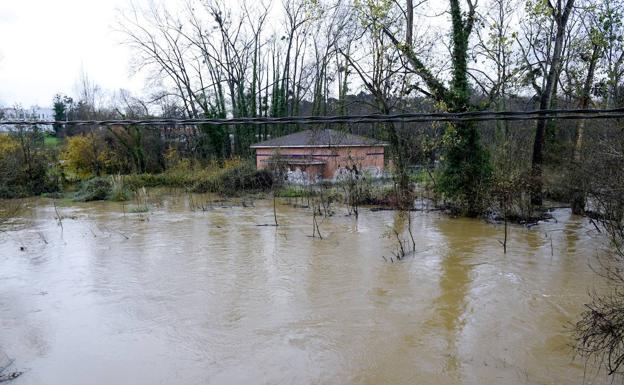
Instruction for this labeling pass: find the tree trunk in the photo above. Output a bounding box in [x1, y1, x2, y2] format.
[572, 42, 601, 214]
[530, 0, 575, 207]
[406, 0, 413, 47]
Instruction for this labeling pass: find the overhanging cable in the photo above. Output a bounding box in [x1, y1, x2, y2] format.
[2, 107, 624, 126]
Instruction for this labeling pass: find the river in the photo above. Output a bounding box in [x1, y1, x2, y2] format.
[0, 193, 612, 384]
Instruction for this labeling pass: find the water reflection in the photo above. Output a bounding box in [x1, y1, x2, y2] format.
[430, 218, 493, 379]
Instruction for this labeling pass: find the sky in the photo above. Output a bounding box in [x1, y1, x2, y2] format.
[0, 0, 144, 107]
[0, 0, 450, 109]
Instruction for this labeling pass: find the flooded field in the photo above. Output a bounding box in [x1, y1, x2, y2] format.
[0, 193, 612, 384]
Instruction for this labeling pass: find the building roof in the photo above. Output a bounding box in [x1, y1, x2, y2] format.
[250, 129, 388, 148]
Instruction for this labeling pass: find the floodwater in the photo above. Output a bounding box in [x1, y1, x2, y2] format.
[0, 192, 613, 384]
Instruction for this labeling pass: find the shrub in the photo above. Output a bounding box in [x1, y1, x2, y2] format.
[438, 123, 492, 216]
[74, 177, 111, 201]
[0, 129, 60, 198]
[119, 160, 273, 195]
[0, 135, 23, 197]
[130, 187, 150, 212]
[0, 198, 23, 229]
[275, 186, 307, 198]
[109, 174, 131, 201]
[62, 133, 111, 179]
[191, 161, 273, 194]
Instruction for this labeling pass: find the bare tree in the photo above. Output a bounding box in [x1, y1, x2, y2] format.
[516, 0, 576, 206]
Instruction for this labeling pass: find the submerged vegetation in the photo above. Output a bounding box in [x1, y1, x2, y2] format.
[0, 199, 23, 230]
[573, 137, 624, 377]
[0, 127, 61, 199]
[66, 159, 274, 202]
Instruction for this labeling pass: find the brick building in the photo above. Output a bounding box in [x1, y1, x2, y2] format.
[250, 129, 387, 183]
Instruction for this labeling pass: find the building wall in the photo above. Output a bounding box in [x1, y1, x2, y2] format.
[285, 164, 325, 184]
[0, 106, 54, 132]
[255, 146, 385, 181]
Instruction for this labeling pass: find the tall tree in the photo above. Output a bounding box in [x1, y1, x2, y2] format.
[560, 1, 609, 214]
[343, 0, 412, 197]
[380, 0, 492, 214]
[52, 94, 68, 136]
[517, 0, 575, 206]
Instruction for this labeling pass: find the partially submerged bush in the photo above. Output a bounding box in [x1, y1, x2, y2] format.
[0, 129, 60, 198]
[575, 288, 624, 376]
[130, 187, 150, 212]
[74, 177, 111, 202]
[191, 161, 273, 194]
[438, 123, 492, 217]
[109, 174, 130, 201]
[275, 186, 308, 198]
[574, 136, 624, 378]
[0, 199, 23, 229]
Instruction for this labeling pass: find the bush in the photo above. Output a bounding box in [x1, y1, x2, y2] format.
[438, 123, 492, 216]
[62, 133, 124, 179]
[74, 177, 111, 201]
[275, 186, 307, 198]
[109, 174, 131, 201]
[119, 160, 273, 195]
[0, 130, 60, 198]
[191, 162, 273, 194]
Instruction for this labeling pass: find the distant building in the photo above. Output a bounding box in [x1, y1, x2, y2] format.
[0, 106, 54, 132]
[250, 129, 387, 184]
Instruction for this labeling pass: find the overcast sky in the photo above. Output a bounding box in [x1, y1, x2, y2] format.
[0, 0, 144, 107]
[0, 0, 451, 109]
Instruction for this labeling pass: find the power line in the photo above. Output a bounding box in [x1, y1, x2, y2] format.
[2, 108, 624, 126]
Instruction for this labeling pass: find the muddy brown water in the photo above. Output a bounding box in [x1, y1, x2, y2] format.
[0, 193, 613, 384]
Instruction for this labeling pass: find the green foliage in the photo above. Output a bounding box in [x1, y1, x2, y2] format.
[44, 133, 61, 148]
[525, 0, 555, 18]
[109, 174, 131, 201]
[130, 187, 150, 212]
[409, 169, 429, 184]
[276, 180, 398, 208]
[74, 177, 112, 202]
[275, 186, 307, 198]
[52, 94, 74, 135]
[62, 134, 106, 179]
[0, 129, 61, 198]
[191, 161, 273, 194]
[199, 123, 229, 160]
[438, 122, 492, 216]
[353, 183, 398, 206]
[122, 160, 273, 195]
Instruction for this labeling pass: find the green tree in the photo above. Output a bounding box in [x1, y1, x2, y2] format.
[52, 94, 74, 136]
[52, 94, 66, 136]
[381, 0, 492, 215]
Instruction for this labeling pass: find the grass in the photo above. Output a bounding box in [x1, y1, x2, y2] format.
[409, 169, 428, 184]
[0, 199, 23, 229]
[43, 134, 61, 148]
[129, 187, 150, 213]
[109, 174, 131, 201]
[273, 181, 400, 208]
[275, 186, 308, 198]
[68, 159, 273, 202]
[123, 160, 273, 195]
